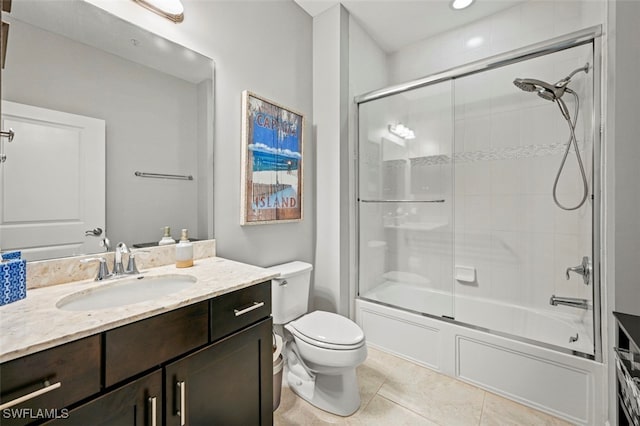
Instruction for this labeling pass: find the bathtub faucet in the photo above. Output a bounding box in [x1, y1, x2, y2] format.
[549, 295, 589, 310]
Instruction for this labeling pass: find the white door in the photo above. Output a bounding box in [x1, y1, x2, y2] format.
[0, 101, 105, 260]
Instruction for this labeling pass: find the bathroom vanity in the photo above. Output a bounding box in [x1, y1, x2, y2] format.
[0, 257, 276, 426]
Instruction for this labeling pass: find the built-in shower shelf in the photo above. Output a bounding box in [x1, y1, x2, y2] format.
[359, 199, 445, 203]
[383, 222, 448, 232]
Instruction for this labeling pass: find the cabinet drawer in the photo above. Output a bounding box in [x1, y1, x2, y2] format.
[105, 302, 208, 387]
[210, 281, 271, 342]
[0, 336, 101, 426]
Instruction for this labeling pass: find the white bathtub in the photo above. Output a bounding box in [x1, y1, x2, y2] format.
[363, 280, 594, 355]
[356, 281, 605, 424]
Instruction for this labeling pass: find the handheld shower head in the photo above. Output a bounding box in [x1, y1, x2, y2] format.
[513, 78, 555, 93]
[513, 63, 588, 103]
[512, 63, 590, 211]
[513, 78, 537, 92]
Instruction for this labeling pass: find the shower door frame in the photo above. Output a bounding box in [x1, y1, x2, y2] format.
[354, 25, 603, 362]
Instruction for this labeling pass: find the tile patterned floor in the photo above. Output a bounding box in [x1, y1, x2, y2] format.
[274, 347, 573, 426]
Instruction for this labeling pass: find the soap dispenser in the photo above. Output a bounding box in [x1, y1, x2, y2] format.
[159, 226, 176, 246]
[175, 229, 193, 268]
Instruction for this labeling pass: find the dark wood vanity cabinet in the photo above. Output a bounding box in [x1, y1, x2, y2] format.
[0, 281, 273, 426]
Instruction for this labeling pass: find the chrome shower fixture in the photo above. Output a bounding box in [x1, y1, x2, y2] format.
[513, 63, 589, 120]
[513, 63, 590, 211]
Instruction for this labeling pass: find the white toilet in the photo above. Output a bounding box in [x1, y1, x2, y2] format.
[268, 261, 367, 416]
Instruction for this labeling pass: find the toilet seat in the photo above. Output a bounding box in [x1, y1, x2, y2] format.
[287, 311, 365, 350]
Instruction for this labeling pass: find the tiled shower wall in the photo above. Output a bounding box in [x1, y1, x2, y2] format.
[452, 46, 594, 314]
[361, 0, 605, 318]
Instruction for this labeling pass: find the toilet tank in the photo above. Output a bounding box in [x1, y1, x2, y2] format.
[267, 261, 313, 325]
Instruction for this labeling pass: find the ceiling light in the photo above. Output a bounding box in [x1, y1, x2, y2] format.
[466, 36, 484, 48]
[132, 0, 184, 23]
[451, 0, 475, 10]
[388, 124, 416, 140]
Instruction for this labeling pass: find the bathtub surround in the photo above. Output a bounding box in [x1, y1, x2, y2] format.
[343, 1, 609, 425]
[25, 239, 215, 290]
[356, 299, 603, 424]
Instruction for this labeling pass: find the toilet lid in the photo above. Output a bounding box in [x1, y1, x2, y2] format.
[288, 311, 365, 346]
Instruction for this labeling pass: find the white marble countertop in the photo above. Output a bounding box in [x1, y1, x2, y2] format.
[0, 257, 278, 363]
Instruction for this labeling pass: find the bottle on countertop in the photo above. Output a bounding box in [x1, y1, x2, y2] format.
[175, 229, 193, 268]
[159, 226, 176, 246]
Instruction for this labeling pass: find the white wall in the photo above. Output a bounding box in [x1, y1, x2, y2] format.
[312, 6, 389, 315]
[612, 0, 640, 316]
[606, 0, 640, 422]
[313, 5, 347, 313]
[87, 0, 314, 268]
[3, 18, 201, 247]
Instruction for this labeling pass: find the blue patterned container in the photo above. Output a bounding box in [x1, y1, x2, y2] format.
[1, 258, 27, 306]
[1, 251, 21, 261]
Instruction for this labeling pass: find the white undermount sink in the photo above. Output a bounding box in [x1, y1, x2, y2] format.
[56, 274, 197, 311]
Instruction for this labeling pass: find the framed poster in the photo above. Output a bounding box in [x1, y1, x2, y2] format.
[241, 91, 304, 225]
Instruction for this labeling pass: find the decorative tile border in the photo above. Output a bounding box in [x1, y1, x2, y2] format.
[26, 240, 216, 289]
[409, 142, 585, 166]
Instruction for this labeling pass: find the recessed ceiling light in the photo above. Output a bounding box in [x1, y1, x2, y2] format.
[451, 0, 475, 10]
[466, 36, 484, 48]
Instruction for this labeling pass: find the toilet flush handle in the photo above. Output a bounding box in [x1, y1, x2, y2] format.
[279, 279, 288, 287]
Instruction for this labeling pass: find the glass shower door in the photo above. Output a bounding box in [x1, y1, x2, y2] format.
[357, 81, 454, 319]
[451, 44, 595, 355]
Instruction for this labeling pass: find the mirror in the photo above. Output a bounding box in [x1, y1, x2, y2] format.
[0, 0, 214, 261]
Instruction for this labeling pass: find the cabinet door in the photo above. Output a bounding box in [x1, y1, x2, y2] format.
[44, 370, 162, 426]
[166, 318, 273, 426]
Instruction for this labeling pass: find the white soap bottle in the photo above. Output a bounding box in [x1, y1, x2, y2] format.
[158, 226, 176, 246]
[175, 229, 193, 268]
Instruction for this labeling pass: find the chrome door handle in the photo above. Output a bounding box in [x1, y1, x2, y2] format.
[0, 381, 61, 410]
[0, 128, 14, 142]
[234, 301, 265, 317]
[565, 256, 591, 285]
[0, 128, 13, 163]
[176, 381, 186, 426]
[148, 396, 157, 426]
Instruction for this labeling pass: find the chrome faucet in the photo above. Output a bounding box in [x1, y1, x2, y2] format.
[549, 295, 589, 310]
[80, 257, 112, 281]
[113, 242, 130, 275]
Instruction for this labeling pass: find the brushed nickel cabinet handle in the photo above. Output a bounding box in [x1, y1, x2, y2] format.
[0, 381, 61, 410]
[233, 301, 265, 317]
[148, 396, 157, 426]
[176, 381, 186, 426]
